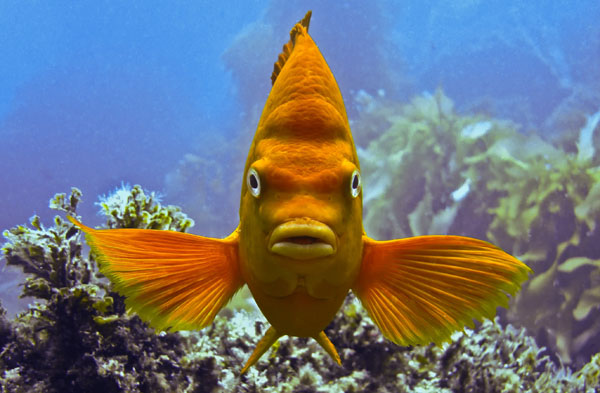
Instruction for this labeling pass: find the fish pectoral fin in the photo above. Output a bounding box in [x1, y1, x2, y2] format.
[68, 216, 244, 332]
[353, 236, 532, 346]
[241, 326, 282, 374]
[313, 331, 341, 366]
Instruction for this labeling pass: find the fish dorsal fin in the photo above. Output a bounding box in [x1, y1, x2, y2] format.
[271, 10, 312, 85]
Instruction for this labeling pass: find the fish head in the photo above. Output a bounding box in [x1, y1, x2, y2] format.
[238, 16, 363, 315]
[240, 150, 363, 295]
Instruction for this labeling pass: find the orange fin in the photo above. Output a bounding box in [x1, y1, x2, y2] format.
[240, 328, 340, 373]
[313, 331, 341, 366]
[353, 236, 532, 346]
[68, 216, 244, 331]
[271, 10, 312, 85]
[241, 326, 282, 374]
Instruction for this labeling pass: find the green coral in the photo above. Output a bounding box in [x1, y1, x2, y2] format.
[356, 90, 600, 365]
[3, 188, 90, 299]
[0, 187, 209, 393]
[1, 186, 599, 391]
[98, 184, 194, 231]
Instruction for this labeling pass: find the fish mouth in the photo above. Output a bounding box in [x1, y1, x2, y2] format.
[269, 219, 337, 260]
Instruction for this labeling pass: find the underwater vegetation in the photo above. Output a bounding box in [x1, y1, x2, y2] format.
[355, 89, 600, 367]
[1, 186, 599, 392]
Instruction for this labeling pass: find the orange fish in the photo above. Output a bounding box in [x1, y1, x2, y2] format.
[68, 11, 531, 373]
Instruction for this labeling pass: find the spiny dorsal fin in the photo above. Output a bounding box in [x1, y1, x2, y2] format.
[270, 10, 312, 85]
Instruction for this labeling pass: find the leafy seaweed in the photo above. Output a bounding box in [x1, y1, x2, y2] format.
[356, 90, 600, 366]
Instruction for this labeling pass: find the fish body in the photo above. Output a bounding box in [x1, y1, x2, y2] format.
[69, 11, 532, 373]
[238, 12, 362, 339]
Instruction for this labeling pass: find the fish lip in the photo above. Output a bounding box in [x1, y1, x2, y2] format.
[269, 219, 337, 260]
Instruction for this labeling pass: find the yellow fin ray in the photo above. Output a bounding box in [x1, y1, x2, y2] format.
[68, 216, 243, 331]
[241, 326, 282, 374]
[313, 331, 341, 366]
[353, 236, 532, 346]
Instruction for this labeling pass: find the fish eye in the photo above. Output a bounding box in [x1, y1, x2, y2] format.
[350, 170, 361, 198]
[247, 168, 261, 197]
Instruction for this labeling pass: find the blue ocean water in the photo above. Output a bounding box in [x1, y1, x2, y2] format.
[0, 1, 599, 314]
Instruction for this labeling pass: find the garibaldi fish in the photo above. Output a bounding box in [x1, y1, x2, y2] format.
[69, 11, 531, 373]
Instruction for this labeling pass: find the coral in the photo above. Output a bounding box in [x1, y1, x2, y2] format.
[208, 295, 600, 392]
[2, 186, 599, 391]
[97, 184, 194, 231]
[355, 89, 600, 366]
[0, 187, 210, 393]
[2, 188, 90, 299]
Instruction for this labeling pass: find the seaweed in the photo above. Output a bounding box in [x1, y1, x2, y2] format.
[356, 89, 600, 366]
[1, 185, 599, 391]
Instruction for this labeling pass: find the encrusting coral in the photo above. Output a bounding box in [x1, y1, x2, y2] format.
[1, 186, 599, 392]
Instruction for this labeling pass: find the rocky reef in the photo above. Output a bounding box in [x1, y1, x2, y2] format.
[1, 186, 599, 392]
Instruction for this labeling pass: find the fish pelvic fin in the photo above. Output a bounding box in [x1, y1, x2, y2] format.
[313, 331, 341, 366]
[241, 326, 342, 374]
[353, 236, 532, 346]
[68, 216, 244, 332]
[240, 328, 340, 374]
[271, 10, 312, 85]
[241, 326, 282, 374]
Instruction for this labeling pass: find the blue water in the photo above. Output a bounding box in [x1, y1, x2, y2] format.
[1, 1, 599, 312]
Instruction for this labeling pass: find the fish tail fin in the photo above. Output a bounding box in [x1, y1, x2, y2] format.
[313, 331, 341, 366]
[67, 216, 244, 331]
[241, 326, 282, 374]
[353, 236, 532, 346]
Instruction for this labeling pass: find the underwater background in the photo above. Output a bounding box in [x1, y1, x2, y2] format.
[1, 1, 600, 391]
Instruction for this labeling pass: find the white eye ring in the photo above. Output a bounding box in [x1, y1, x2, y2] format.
[247, 168, 261, 198]
[350, 170, 361, 198]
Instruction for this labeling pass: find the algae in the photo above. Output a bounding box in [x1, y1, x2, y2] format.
[356, 90, 600, 367]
